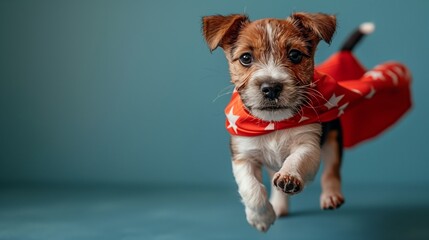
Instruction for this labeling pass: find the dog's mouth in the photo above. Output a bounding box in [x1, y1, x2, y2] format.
[244, 103, 290, 112]
[240, 88, 302, 121]
[257, 105, 290, 111]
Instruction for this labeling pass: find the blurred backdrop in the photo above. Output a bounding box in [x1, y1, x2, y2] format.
[1, 0, 428, 188]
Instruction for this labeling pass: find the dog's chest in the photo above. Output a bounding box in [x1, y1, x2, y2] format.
[231, 124, 320, 171]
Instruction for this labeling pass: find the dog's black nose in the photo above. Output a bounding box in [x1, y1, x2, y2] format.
[261, 83, 283, 100]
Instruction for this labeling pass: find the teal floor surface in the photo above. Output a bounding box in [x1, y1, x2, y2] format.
[1, 184, 428, 240]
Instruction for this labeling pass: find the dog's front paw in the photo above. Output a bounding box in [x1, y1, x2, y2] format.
[245, 204, 276, 232]
[273, 173, 303, 194]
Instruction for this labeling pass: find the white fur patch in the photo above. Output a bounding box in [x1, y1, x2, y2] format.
[253, 59, 290, 81]
[266, 22, 274, 50]
[251, 108, 295, 122]
[232, 123, 322, 181]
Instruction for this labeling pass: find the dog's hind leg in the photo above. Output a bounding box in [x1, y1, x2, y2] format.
[320, 120, 345, 210]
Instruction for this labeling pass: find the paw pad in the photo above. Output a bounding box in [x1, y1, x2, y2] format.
[273, 173, 302, 194]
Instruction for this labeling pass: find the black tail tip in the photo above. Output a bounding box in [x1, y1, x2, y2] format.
[340, 22, 375, 51]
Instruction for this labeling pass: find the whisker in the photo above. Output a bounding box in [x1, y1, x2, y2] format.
[212, 85, 235, 102]
[296, 86, 329, 106]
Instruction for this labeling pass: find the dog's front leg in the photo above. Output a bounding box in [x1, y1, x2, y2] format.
[232, 159, 276, 232]
[273, 141, 321, 195]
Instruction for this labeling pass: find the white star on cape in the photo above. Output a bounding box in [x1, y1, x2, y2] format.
[299, 115, 309, 123]
[365, 86, 376, 99]
[226, 107, 239, 134]
[351, 89, 362, 95]
[265, 122, 275, 131]
[386, 70, 399, 86]
[393, 66, 404, 77]
[324, 93, 344, 109]
[393, 66, 411, 82]
[338, 102, 349, 117]
[365, 71, 385, 81]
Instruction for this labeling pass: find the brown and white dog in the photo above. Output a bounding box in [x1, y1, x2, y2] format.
[201, 12, 369, 232]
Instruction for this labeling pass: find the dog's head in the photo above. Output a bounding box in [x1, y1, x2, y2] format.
[202, 13, 336, 121]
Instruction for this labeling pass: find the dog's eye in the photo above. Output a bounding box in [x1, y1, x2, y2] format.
[239, 53, 253, 67]
[288, 50, 303, 64]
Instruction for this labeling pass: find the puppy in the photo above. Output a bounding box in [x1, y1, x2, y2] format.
[202, 13, 343, 232]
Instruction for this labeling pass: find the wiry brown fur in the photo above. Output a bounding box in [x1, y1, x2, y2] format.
[202, 14, 249, 51]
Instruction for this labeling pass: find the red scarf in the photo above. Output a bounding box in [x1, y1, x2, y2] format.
[225, 51, 412, 148]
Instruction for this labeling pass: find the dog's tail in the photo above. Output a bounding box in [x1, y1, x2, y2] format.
[340, 22, 375, 51]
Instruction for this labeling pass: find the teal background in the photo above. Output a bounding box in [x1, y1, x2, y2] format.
[1, 0, 428, 187]
[1, 1, 429, 240]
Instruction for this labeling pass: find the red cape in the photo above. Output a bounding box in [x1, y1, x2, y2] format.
[225, 51, 412, 148]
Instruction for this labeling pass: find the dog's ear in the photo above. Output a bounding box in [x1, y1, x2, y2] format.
[202, 14, 249, 51]
[289, 12, 336, 44]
